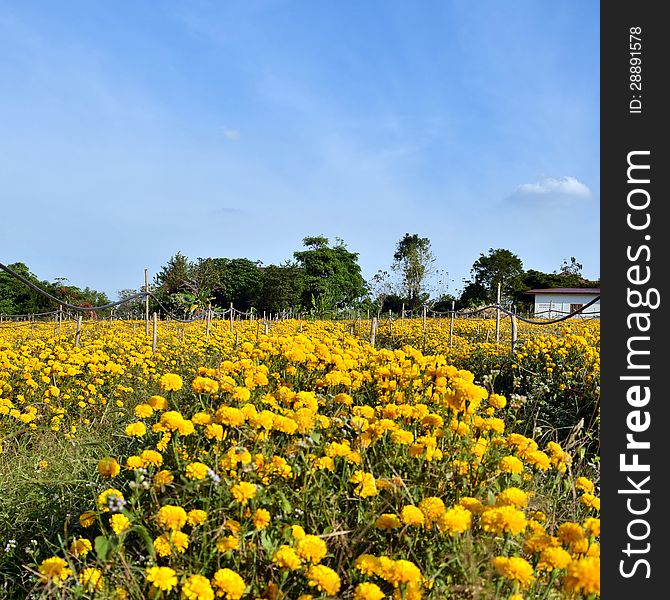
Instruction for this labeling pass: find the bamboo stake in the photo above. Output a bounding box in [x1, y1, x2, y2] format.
[152, 312, 158, 353]
[449, 301, 455, 347]
[229, 303, 234, 333]
[370, 317, 377, 347]
[74, 315, 82, 347]
[511, 314, 518, 354]
[144, 269, 150, 336]
[206, 304, 211, 344]
[495, 282, 501, 345]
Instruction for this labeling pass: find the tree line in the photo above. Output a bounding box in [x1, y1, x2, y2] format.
[1, 235, 598, 317]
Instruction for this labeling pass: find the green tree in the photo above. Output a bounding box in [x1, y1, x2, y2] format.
[257, 263, 305, 314]
[0, 263, 53, 314]
[293, 236, 367, 312]
[391, 233, 435, 310]
[470, 248, 524, 304]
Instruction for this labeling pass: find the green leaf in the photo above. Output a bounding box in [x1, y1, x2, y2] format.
[132, 524, 155, 560]
[94, 536, 116, 561]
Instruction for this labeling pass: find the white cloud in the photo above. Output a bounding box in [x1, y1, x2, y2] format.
[222, 128, 240, 141]
[509, 176, 592, 206]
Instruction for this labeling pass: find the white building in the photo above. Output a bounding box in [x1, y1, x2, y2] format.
[525, 288, 600, 318]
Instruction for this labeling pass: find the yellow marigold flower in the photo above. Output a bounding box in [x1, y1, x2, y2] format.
[437, 505, 472, 535]
[488, 393, 507, 409]
[526, 450, 551, 471]
[187, 509, 207, 526]
[230, 481, 256, 505]
[273, 545, 302, 570]
[480, 506, 528, 536]
[97, 488, 125, 512]
[146, 566, 178, 592]
[139, 449, 163, 468]
[125, 421, 147, 437]
[305, 565, 341, 596]
[154, 470, 174, 487]
[383, 559, 423, 587]
[110, 513, 131, 535]
[126, 455, 144, 469]
[212, 568, 246, 600]
[192, 411, 213, 425]
[134, 403, 154, 418]
[69, 537, 92, 557]
[583, 517, 600, 538]
[391, 429, 414, 445]
[314, 456, 335, 471]
[79, 511, 96, 528]
[291, 524, 306, 540]
[353, 582, 385, 600]
[159, 373, 183, 392]
[418, 496, 446, 526]
[496, 487, 529, 508]
[205, 423, 224, 441]
[216, 535, 240, 553]
[538, 546, 572, 571]
[38, 556, 72, 586]
[98, 457, 120, 478]
[156, 505, 188, 530]
[401, 505, 425, 526]
[491, 556, 535, 589]
[557, 522, 586, 547]
[192, 376, 219, 395]
[153, 531, 189, 557]
[499, 455, 524, 475]
[563, 556, 600, 596]
[349, 470, 378, 498]
[375, 513, 402, 530]
[580, 493, 601, 511]
[148, 395, 168, 410]
[459, 497, 484, 515]
[181, 574, 214, 600]
[253, 508, 271, 530]
[225, 519, 242, 535]
[297, 535, 328, 564]
[354, 554, 380, 576]
[185, 462, 210, 480]
[79, 567, 103, 591]
[575, 476, 595, 493]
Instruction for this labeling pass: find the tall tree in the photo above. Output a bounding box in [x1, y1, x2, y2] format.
[470, 248, 524, 304]
[391, 233, 435, 309]
[293, 236, 367, 312]
[257, 263, 305, 313]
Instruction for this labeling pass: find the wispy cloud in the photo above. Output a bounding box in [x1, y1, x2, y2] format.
[507, 176, 592, 207]
[222, 128, 240, 141]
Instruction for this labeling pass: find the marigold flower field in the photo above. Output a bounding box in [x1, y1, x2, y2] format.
[0, 318, 600, 599]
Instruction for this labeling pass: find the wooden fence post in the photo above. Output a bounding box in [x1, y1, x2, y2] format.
[495, 282, 501, 345]
[370, 317, 377, 347]
[145, 269, 150, 337]
[152, 312, 158, 353]
[511, 314, 518, 354]
[75, 314, 82, 347]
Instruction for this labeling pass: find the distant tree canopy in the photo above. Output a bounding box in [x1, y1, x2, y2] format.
[293, 236, 367, 312]
[392, 233, 435, 310]
[150, 236, 367, 317]
[0, 262, 109, 316]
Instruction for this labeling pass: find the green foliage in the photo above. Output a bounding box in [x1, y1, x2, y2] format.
[293, 236, 367, 311]
[392, 233, 435, 309]
[256, 263, 305, 313]
[469, 248, 524, 304]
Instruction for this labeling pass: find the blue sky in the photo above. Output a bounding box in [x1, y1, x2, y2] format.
[0, 1, 599, 299]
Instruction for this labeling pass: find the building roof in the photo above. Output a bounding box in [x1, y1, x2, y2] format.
[524, 288, 600, 295]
